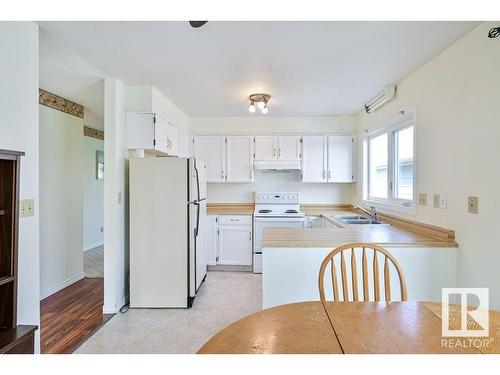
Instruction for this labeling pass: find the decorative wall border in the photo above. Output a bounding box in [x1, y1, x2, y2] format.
[84, 126, 104, 141]
[39, 88, 84, 119]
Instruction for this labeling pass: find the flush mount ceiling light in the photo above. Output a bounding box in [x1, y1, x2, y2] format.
[248, 93, 270, 114]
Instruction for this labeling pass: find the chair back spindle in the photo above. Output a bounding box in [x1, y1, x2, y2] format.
[318, 243, 407, 302]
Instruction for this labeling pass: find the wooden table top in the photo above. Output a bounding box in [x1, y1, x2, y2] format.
[198, 301, 490, 354]
[198, 302, 343, 354]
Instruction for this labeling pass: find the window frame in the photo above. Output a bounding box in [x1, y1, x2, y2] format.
[364, 111, 416, 215]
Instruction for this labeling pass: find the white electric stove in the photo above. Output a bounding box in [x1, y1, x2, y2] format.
[253, 192, 306, 273]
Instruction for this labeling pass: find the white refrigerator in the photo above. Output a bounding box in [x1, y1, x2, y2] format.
[129, 157, 207, 308]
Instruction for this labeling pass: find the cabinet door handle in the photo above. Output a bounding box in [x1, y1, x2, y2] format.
[221, 170, 224, 180]
[322, 170, 326, 179]
[230, 218, 239, 222]
[249, 232, 252, 241]
[273, 148, 276, 159]
[279, 148, 282, 158]
[250, 170, 253, 179]
[328, 170, 331, 179]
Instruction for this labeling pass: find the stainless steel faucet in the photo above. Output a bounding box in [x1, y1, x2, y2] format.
[354, 204, 378, 221]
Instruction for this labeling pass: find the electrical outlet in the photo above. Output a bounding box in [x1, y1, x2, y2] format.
[439, 195, 448, 209]
[468, 196, 478, 214]
[418, 193, 427, 206]
[20, 199, 35, 217]
[433, 194, 440, 208]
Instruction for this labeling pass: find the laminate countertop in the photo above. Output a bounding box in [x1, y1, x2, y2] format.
[262, 207, 458, 248]
[207, 203, 254, 215]
[206, 203, 458, 248]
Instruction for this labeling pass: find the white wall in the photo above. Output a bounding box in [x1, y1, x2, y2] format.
[83, 136, 104, 250]
[0, 22, 40, 351]
[39, 106, 84, 298]
[103, 78, 128, 314]
[189, 116, 357, 204]
[356, 22, 500, 310]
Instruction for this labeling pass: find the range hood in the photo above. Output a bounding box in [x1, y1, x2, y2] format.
[254, 160, 302, 170]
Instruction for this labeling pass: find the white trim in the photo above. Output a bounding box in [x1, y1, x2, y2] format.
[363, 109, 417, 215]
[40, 272, 85, 300]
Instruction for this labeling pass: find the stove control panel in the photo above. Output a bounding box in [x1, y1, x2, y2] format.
[255, 192, 300, 204]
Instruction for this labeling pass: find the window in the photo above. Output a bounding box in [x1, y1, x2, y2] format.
[369, 133, 388, 199]
[366, 113, 415, 211]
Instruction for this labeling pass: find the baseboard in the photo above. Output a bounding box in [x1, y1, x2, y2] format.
[40, 272, 85, 300]
[84, 242, 104, 252]
[102, 294, 129, 314]
[207, 264, 252, 272]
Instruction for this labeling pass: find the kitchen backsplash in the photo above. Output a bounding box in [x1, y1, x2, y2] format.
[206, 170, 355, 204]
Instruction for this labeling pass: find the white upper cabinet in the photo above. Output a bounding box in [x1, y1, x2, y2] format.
[277, 135, 301, 161]
[254, 136, 276, 160]
[327, 135, 354, 183]
[194, 136, 226, 182]
[255, 135, 301, 161]
[302, 135, 327, 182]
[166, 122, 179, 156]
[226, 136, 254, 182]
[177, 129, 189, 157]
[126, 112, 170, 155]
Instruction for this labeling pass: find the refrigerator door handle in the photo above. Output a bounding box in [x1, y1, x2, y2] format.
[194, 161, 201, 202]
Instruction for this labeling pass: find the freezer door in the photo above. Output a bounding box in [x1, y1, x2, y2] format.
[196, 159, 208, 200]
[190, 158, 207, 202]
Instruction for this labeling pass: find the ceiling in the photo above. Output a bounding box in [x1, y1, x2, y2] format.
[39, 32, 106, 128]
[38, 21, 478, 117]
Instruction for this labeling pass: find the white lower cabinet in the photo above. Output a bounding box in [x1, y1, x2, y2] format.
[218, 226, 253, 266]
[307, 215, 322, 228]
[322, 218, 337, 228]
[207, 215, 252, 266]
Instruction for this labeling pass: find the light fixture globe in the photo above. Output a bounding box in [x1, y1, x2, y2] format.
[248, 93, 270, 114]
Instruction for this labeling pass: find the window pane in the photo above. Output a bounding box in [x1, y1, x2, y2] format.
[369, 133, 388, 199]
[395, 126, 414, 200]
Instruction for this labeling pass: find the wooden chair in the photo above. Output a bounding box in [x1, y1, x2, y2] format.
[318, 243, 408, 302]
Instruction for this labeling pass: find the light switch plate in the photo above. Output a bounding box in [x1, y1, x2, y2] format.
[468, 196, 478, 214]
[418, 193, 427, 206]
[433, 194, 440, 208]
[439, 195, 448, 209]
[20, 199, 35, 217]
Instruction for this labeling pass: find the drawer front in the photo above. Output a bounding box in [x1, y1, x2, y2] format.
[218, 215, 252, 226]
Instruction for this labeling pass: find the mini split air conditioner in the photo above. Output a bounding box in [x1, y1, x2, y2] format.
[364, 86, 396, 113]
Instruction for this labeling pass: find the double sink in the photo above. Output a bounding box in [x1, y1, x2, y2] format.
[334, 215, 384, 225]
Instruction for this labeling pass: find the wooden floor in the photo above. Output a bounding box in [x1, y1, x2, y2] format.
[40, 278, 113, 354]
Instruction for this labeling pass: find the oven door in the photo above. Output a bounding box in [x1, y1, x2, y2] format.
[253, 217, 306, 273]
